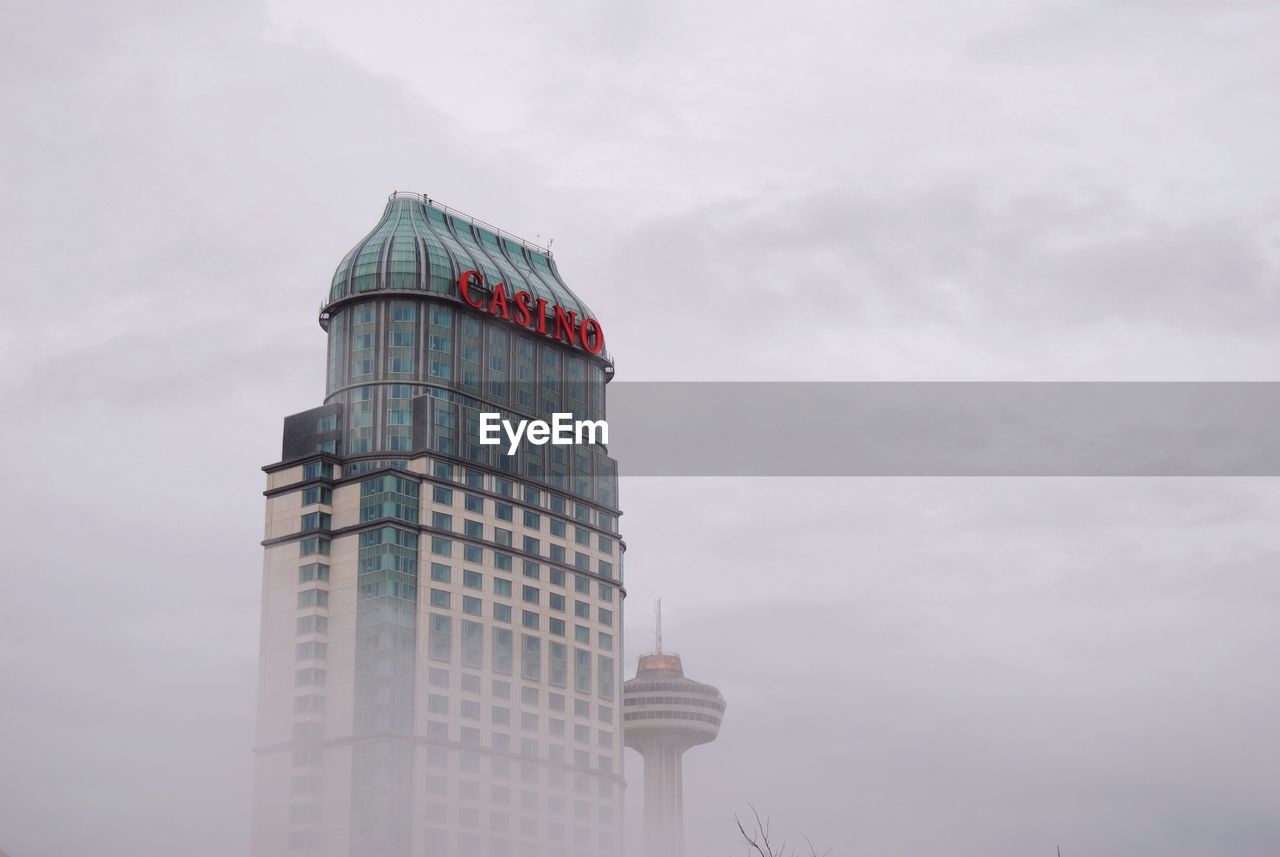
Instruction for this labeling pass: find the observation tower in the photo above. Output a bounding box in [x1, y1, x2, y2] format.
[622, 605, 726, 857]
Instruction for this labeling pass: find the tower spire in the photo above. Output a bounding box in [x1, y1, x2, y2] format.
[655, 599, 663, 653]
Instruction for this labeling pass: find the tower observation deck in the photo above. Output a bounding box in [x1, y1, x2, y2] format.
[622, 607, 726, 857]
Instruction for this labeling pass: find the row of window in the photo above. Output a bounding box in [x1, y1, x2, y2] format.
[421, 723, 615, 774]
[424, 697, 613, 747]
[425, 460, 615, 531]
[423, 787, 615, 823]
[297, 517, 615, 585]
[424, 802, 615, 830]
[622, 694, 727, 713]
[420, 744, 616, 792]
[291, 455, 618, 538]
[429, 486, 614, 551]
[419, 825, 613, 857]
[331, 387, 616, 505]
[325, 299, 606, 420]
[424, 616, 615, 698]
[431, 562, 612, 603]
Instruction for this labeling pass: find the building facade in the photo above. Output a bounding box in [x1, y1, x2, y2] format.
[252, 193, 625, 857]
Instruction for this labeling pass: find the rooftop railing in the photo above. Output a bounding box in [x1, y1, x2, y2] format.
[387, 191, 555, 258]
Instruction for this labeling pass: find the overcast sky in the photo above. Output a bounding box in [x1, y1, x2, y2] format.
[2, 0, 1279, 855]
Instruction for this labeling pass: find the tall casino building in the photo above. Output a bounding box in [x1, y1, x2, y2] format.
[251, 193, 624, 857]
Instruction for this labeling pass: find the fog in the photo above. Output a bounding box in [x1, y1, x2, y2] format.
[2, 0, 1279, 855]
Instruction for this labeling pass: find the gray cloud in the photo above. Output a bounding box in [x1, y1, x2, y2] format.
[2, 0, 1279, 855]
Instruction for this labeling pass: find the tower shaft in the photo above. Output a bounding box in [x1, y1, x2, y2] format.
[638, 742, 687, 857]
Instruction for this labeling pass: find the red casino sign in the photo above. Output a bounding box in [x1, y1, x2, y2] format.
[458, 270, 605, 355]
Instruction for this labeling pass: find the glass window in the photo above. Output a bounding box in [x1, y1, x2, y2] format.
[301, 485, 332, 506]
[298, 563, 329, 583]
[300, 512, 331, 532]
[493, 628, 514, 675]
[549, 641, 567, 687]
[464, 494, 484, 513]
[522, 635, 542, 681]
[298, 589, 329, 609]
[598, 655, 614, 700]
[299, 536, 330, 557]
[430, 563, 451, 583]
[494, 578, 512, 597]
[429, 614, 452, 661]
[574, 648, 592, 693]
[463, 570, 482, 589]
[462, 620, 484, 668]
[297, 615, 327, 634]
[360, 474, 419, 524]
[303, 461, 334, 481]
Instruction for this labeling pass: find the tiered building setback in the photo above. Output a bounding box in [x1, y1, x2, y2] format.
[252, 193, 624, 857]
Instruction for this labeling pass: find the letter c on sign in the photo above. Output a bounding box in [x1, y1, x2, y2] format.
[458, 270, 485, 309]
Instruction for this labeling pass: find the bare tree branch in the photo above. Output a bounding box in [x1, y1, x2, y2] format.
[732, 806, 828, 857]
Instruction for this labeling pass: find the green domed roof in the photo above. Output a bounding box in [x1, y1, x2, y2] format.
[327, 193, 594, 324]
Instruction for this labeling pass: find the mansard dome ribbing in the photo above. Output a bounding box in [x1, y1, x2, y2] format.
[326, 192, 594, 324]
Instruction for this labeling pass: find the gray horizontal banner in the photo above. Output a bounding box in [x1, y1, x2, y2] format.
[596, 383, 1280, 476]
